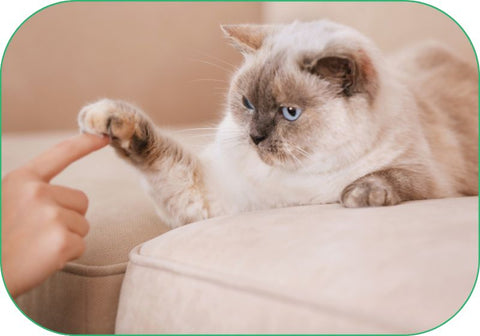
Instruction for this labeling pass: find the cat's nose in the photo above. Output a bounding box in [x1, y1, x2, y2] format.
[250, 134, 266, 145]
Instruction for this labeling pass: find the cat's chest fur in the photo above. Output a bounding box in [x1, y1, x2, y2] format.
[200, 133, 407, 216]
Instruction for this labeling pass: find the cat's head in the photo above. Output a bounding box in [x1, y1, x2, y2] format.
[222, 20, 383, 170]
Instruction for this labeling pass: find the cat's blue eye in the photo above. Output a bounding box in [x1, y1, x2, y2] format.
[281, 106, 302, 121]
[242, 96, 255, 111]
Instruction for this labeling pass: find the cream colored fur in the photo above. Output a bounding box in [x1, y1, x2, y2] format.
[78, 20, 478, 228]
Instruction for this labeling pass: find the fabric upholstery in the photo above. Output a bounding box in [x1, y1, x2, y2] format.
[2, 132, 478, 334]
[15, 271, 125, 333]
[3, 132, 172, 333]
[116, 197, 478, 334]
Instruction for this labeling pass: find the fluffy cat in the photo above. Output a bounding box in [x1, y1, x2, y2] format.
[78, 20, 478, 228]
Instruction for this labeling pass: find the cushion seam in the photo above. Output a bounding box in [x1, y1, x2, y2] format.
[128, 246, 409, 332]
[62, 261, 127, 277]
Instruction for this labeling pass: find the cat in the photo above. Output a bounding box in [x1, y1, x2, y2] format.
[78, 20, 478, 229]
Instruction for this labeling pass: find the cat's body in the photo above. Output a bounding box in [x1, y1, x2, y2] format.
[78, 20, 478, 228]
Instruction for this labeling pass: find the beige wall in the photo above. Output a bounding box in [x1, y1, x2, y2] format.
[2, 2, 261, 132]
[263, 2, 475, 64]
[2, 2, 476, 133]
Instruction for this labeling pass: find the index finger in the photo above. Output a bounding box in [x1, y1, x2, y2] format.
[26, 133, 110, 181]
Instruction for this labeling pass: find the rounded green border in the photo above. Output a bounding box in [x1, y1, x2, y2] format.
[0, 1, 478, 335]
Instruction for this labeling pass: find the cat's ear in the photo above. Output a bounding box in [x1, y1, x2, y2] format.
[301, 51, 378, 101]
[221, 24, 275, 54]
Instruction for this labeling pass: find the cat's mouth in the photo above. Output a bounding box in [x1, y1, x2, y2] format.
[254, 141, 303, 170]
[255, 145, 277, 166]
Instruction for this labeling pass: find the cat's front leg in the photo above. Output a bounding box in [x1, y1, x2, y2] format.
[340, 168, 431, 207]
[78, 99, 210, 228]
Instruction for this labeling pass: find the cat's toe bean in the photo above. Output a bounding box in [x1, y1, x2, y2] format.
[78, 99, 115, 135]
[341, 176, 400, 207]
[78, 99, 136, 141]
[367, 186, 387, 206]
[341, 182, 371, 207]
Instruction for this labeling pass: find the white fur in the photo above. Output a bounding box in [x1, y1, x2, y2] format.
[197, 20, 457, 218]
[79, 20, 473, 228]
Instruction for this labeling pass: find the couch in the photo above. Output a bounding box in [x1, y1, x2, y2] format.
[3, 131, 477, 334]
[2, 1, 477, 334]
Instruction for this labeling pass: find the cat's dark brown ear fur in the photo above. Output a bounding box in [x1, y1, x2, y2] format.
[301, 50, 378, 102]
[221, 24, 275, 54]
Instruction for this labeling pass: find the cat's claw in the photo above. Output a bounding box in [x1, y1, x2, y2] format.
[340, 175, 401, 207]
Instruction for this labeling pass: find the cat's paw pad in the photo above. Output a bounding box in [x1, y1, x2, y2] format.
[78, 99, 137, 142]
[340, 176, 401, 207]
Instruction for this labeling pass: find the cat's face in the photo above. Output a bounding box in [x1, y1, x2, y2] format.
[223, 21, 380, 170]
[227, 53, 332, 168]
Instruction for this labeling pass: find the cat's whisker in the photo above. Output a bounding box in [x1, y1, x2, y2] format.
[217, 135, 245, 141]
[192, 50, 238, 70]
[184, 143, 210, 150]
[293, 146, 312, 161]
[220, 137, 244, 144]
[285, 143, 312, 162]
[294, 146, 309, 156]
[189, 78, 229, 84]
[185, 134, 218, 138]
[175, 132, 245, 142]
[222, 139, 242, 145]
[187, 58, 233, 74]
[76, 19, 477, 229]
[284, 146, 304, 169]
[213, 87, 228, 93]
[293, 153, 311, 169]
[177, 131, 221, 135]
[188, 133, 245, 139]
[220, 137, 245, 148]
[172, 127, 223, 133]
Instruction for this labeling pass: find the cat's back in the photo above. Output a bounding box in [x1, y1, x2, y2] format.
[391, 41, 478, 195]
[392, 41, 477, 105]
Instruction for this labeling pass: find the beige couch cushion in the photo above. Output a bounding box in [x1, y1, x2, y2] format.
[116, 197, 478, 334]
[2, 132, 171, 333]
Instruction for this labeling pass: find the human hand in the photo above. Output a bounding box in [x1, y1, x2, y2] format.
[1, 133, 109, 298]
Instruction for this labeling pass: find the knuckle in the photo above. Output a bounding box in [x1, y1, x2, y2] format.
[81, 218, 90, 236]
[27, 182, 47, 201]
[5, 167, 31, 180]
[49, 226, 69, 254]
[45, 206, 63, 222]
[77, 190, 89, 209]
[74, 217, 89, 237]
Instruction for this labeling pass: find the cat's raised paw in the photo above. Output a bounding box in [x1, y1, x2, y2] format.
[78, 99, 137, 142]
[340, 175, 401, 208]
